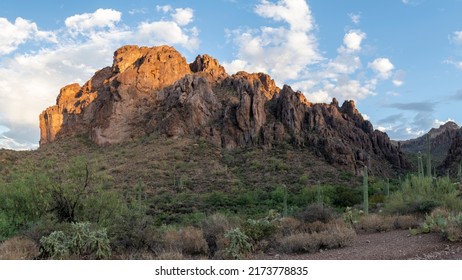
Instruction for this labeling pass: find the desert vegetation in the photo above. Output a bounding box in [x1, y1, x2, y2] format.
[1, 135, 462, 260]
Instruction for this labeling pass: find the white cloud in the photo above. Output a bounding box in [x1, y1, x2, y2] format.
[137, 21, 199, 51]
[342, 30, 366, 52]
[0, 17, 56, 55]
[225, 1, 398, 104]
[348, 13, 361, 24]
[156, 5, 172, 13]
[452, 31, 462, 45]
[444, 59, 462, 70]
[65, 8, 122, 35]
[368, 58, 394, 79]
[224, 0, 322, 83]
[172, 8, 194, 26]
[0, 7, 200, 150]
[434, 118, 455, 127]
[392, 69, 406, 86]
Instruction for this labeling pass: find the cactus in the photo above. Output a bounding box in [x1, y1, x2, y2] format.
[316, 180, 323, 204]
[417, 152, 424, 179]
[426, 134, 432, 177]
[363, 166, 369, 215]
[385, 178, 390, 197]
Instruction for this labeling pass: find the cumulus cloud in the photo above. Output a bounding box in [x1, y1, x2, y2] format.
[369, 58, 394, 79]
[65, 8, 122, 35]
[342, 30, 366, 52]
[225, 1, 399, 104]
[172, 8, 194, 26]
[0, 17, 56, 55]
[223, 0, 322, 83]
[0, 7, 200, 149]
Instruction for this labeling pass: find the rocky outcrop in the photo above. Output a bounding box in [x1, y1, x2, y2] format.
[439, 128, 462, 175]
[399, 121, 460, 164]
[39, 45, 410, 176]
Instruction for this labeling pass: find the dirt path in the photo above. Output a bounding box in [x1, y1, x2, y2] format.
[260, 230, 462, 260]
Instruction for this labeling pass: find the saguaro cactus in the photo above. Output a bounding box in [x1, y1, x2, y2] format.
[363, 166, 369, 215]
[417, 152, 424, 179]
[426, 134, 432, 177]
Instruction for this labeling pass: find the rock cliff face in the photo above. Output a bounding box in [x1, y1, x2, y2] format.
[439, 128, 462, 175]
[399, 121, 460, 164]
[40, 45, 410, 175]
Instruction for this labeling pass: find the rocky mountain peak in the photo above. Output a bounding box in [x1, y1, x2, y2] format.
[39, 45, 410, 176]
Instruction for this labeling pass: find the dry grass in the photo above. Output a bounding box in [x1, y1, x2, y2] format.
[393, 215, 420, 230]
[277, 220, 356, 254]
[155, 250, 186, 260]
[356, 214, 395, 233]
[163, 226, 209, 256]
[278, 217, 302, 236]
[0, 236, 39, 260]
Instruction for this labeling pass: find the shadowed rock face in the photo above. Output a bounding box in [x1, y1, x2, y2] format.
[439, 128, 462, 175]
[399, 121, 460, 164]
[39, 45, 410, 176]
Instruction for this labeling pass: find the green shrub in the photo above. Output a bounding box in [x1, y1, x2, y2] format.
[39, 222, 111, 260]
[384, 175, 462, 215]
[296, 203, 334, 224]
[411, 208, 462, 242]
[201, 213, 236, 257]
[243, 217, 278, 243]
[224, 228, 253, 259]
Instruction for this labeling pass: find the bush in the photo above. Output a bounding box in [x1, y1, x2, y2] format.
[384, 175, 462, 215]
[201, 213, 236, 257]
[39, 222, 111, 259]
[278, 217, 302, 236]
[242, 211, 280, 242]
[393, 215, 420, 230]
[413, 208, 462, 242]
[356, 214, 394, 233]
[0, 237, 39, 260]
[278, 221, 355, 254]
[163, 226, 208, 256]
[296, 203, 334, 224]
[107, 211, 159, 254]
[224, 228, 253, 259]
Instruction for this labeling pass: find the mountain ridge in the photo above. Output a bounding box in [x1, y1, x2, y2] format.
[39, 45, 410, 176]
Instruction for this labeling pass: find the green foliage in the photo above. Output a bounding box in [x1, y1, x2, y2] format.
[363, 166, 369, 215]
[40, 222, 111, 259]
[296, 203, 334, 224]
[0, 171, 51, 241]
[412, 208, 462, 242]
[242, 212, 279, 242]
[342, 206, 365, 226]
[224, 228, 253, 259]
[384, 175, 462, 215]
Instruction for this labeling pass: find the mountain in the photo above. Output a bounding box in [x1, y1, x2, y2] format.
[439, 128, 462, 175]
[399, 121, 460, 165]
[39, 45, 410, 176]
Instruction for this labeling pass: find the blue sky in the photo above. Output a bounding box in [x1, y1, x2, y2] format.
[1, 0, 462, 150]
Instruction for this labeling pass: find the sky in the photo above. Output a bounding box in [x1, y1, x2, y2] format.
[1, 0, 462, 150]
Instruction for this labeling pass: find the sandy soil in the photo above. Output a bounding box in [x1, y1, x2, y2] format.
[260, 230, 462, 260]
